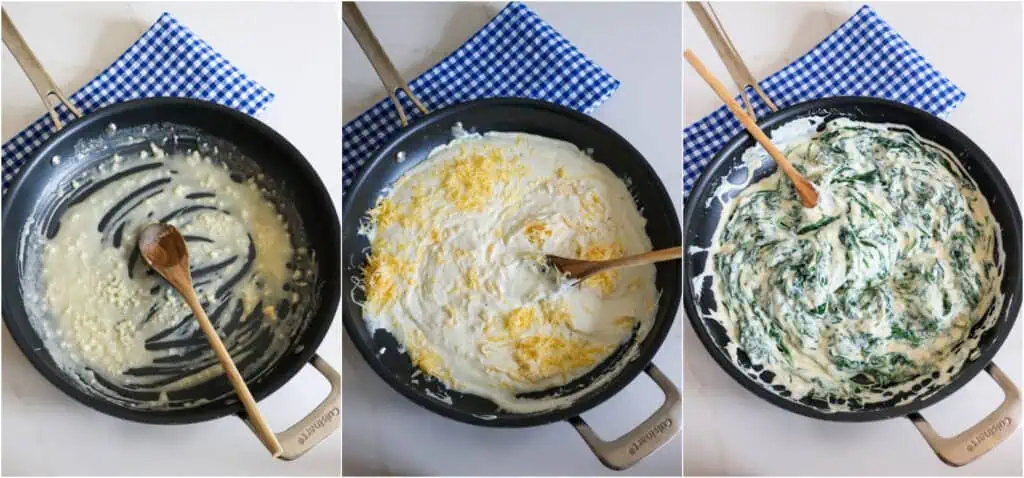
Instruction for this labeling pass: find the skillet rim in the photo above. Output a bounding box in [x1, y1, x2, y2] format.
[683, 96, 1023, 422]
[341, 96, 682, 427]
[1, 97, 340, 424]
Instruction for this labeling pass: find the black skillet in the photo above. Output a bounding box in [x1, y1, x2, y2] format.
[683, 95, 1023, 466]
[0, 11, 339, 460]
[341, 3, 679, 470]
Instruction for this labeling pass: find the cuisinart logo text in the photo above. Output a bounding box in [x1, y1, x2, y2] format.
[297, 407, 340, 446]
[966, 417, 1012, 452]
[628, 418, 674, 456]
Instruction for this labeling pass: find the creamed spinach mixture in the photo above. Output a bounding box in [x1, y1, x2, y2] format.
[710, 118, 1003, 407]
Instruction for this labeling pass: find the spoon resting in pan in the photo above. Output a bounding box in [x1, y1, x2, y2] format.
[138, 223, 282, 458]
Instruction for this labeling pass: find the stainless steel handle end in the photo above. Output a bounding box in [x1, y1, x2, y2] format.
[2, 8, 82, 131]
[687, 2, 778, 118]
[342, 2, 428, 127]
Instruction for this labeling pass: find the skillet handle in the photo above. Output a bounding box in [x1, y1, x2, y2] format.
[239, 354, 341, 461]
[1, 8, 82, 131]
[687, 2, 777, 119]
[907, 362, 1021, 467]
[568, 363, 681, 470]
[342, 2, 429, 127]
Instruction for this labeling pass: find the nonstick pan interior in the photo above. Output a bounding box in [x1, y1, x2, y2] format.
[342, 98, 681, 427]
[683, 97, 1023, 421]
[2, 98, 341, 424]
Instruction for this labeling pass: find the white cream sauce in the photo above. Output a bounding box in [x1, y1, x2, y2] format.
[357, 131, 658, 413]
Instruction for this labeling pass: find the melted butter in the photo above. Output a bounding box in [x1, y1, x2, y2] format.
[20, 145, 318, 407]
[358, 131, 657, 413]
[701, 118, 1005, 409]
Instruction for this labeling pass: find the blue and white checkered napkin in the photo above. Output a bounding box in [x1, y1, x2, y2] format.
[342, 1, 620, 191]
[1, 12, 274, 193]
[683, 5, 966, 199]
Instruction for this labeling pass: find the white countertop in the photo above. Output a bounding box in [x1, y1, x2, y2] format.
[683, 2, 1023, 476]
[1, 2, 342, 476]
[342, 2, 683, 476]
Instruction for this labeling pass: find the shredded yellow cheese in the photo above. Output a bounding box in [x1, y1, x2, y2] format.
[368, 197, 400, 230]
[540, 299, 573, 328]
[439, 147, 523, 211]
[362, 252, 410, 314]
[524, 221, 552, 247]
[513, 335, 610, 382]
[406, 329, 452, 384]
[504, 306, 537, 336]
[579, 242, 625, 296]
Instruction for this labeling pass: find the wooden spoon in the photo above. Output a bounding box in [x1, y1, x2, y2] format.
[138, 223, 282, 458]
[684, 49, 818, 208]
[546, 247, 682, 283]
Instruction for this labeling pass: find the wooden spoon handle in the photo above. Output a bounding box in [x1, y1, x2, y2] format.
[684, 49, 818, 208]
[600, 246, 682, 272]
[182, 290, 283, 458]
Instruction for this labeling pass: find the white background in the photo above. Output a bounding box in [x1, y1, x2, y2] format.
[342, 2, 683, 476]
[684, 2, 1023, 476]
[1, 2, 342, 476]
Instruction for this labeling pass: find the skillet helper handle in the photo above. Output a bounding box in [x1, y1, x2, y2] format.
[568, 363, 681, 470]
[342, 2, 428, 127]
[687, 1, 777, 119]
[1, 8, 82, 131]
[907, 362, 1021, 467]
[241, 355, 340, 461]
